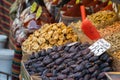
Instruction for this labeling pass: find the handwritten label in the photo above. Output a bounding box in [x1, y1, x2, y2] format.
[36, 6, 42, 20]
[89, 38, 111, 56]
[30, 2, 37, 13]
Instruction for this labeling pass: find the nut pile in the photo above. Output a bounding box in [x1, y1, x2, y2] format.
[25, 42, 113, 80]
[112, 50, 120, 59]
[22, 22, 78, 53]
[104, 32, 120, 53]
[99, 21, 120, 37]
[99, 21, 120, 53]
[112, 50, 120, 71]
[87, 11, 117, 29]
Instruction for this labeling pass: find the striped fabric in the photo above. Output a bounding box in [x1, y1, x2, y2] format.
[12, 48, 22, 80]
[0, 0, 22, 80]
[0, 0, 15, 35]
[9, 30, 22, 80]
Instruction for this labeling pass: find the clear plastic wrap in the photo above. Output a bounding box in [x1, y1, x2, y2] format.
[68, 21, 94, 44]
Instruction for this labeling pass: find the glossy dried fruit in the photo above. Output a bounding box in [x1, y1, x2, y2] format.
[89, 56, 99, 62]
[68, 72, 82, 78]
[61, 68, 70, 74]
[57, 64, 65, 71]
[46, 73, 53, 77]
[102, 67, 112, 72]
[46, 62, 55, 68]
[49, 77, 57, 80]
[25, 42, 113, 80]
[100, 53, 109, 61]
[85, 63, 93, 68]
[55, 58, 64, 65]
[52, 53, 60, 59]
[97, 72, 106, 79]
[84, 74, 91, 80]
[100, 63, 109, 68]
[74, 64, 84, 72]
[91, 70, 99, 77]
[57, 74, 67, 79]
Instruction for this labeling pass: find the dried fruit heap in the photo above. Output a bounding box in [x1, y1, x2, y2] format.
[87, 11, 117, 29]
[22, 22, 78, 53]
[112, 50, 120, 71]
[25, 42, 113, 80]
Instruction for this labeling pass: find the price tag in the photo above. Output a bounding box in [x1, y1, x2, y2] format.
[36, 6, 42, 20]
[89, 38, 111, 56]
[30, 2, 37, 13]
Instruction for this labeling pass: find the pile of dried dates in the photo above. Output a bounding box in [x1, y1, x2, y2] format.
[25, 42, 113, 80]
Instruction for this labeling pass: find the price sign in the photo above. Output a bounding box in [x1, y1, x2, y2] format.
[36, 6, 42, 20]
[30, 2, 37, 13]
[89, 38, 111, 56]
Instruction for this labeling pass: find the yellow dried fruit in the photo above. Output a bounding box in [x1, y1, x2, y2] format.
[34, 31, 40, 37]
[22, 22, 78, 53]
[49, 39, 57, 45]
[32, 42, 39, 50]
[87, 11, 117, 29]
[57, 40, 63, 45]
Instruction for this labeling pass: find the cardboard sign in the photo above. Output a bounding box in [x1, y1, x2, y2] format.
[89, 38, 111, 56]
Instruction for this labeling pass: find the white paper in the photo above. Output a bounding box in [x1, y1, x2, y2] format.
[89, 38, 111, 56]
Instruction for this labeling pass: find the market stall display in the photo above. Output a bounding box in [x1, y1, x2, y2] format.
[93, 0, 109, 13]
[99, 21, 120, 37]
[22, 22, 78, 54]
[99, 21, 120, 53]
[87, 11, 117, 29]
[63, 4, 81, 17]
[20, 6, 54, 28]
[5, 0, 120, 80]
[23, 42, 113, 80]
[112, 50, 120, 71]
[9, 1, 54, 79]
[11, 2, 55, 45]
[61, 4, 81, 25]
